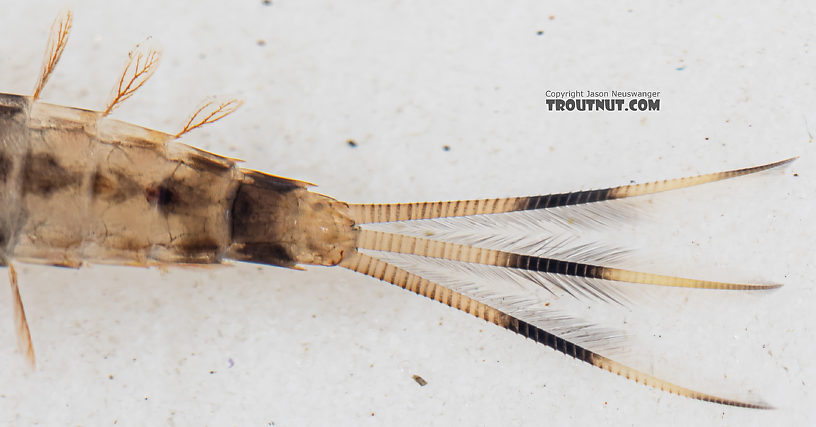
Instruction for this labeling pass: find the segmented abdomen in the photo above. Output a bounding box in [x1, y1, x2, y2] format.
[0, 93, 359, 269]
[0, 93, 238, 267]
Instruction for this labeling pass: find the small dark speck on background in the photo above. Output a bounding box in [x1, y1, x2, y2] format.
[794, 173, 799, 177]
[704, 137, 709, 140]
[209, 370, 215, 374]
[257, 40, 266, 47]
[263, 0, 272, 5]
[548, 15, 555, 20]
[228, 358, 235, 368]
[412, 374, 428, 386]
[442, 145, 451, 151]
[347, 139, 358, 148]
[676, 66, 685, 71]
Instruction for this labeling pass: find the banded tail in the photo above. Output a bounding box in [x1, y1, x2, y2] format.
[340, 253, 771, 409]
[340, 159, 793, 408]
[356, 229, 780, 291]
[349, 157, 795, 224]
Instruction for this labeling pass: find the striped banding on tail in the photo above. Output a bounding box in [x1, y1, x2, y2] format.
[349, 158, 795, 224]
[356, 230, 780, 290]
[340, 252, 770, 409]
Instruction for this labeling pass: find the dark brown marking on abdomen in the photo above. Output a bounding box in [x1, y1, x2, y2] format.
[21, 152, 82, 196]
[144, 182, 176, 207]
[91, 168, 143, 202]
[145, 175, 212, 216]
[229, 242, 294, 266]
[0, 104, 22, 118]
[176, 237, 222, 253]
[173, 236, 226, 262]
[0, 227, 7, 257]
[183, 152, 233, 174]
[0, 151, 11, 184]
[0, 94, 27, 118]
[243, 170, 303, 193]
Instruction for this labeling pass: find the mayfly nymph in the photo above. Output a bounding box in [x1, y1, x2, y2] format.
[0, 12, 792, 409]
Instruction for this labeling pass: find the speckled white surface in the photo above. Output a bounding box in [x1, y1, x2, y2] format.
[0, 1, 813, 426]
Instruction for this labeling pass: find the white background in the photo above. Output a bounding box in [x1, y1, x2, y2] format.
[0, 1, 813, 426]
